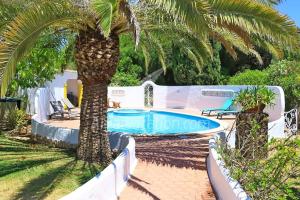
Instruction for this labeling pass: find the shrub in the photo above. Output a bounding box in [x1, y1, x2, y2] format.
[265, 60, 300, 110]
[228, 60, 300, 110]
[7, 109, 27, 131]
[219, 132, 300, 200]
[228, 70, 268, 85]
[234, 86, 276, 112]
[110, 34, 144, 86]
[111, 71, 141, 86]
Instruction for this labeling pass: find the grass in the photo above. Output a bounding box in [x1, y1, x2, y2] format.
[0, 133, 103, 200]
[288, 136, 300, 199]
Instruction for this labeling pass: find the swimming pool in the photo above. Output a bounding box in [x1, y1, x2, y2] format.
[107, 109, 221, 135]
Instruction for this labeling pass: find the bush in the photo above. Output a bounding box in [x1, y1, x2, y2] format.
[219, 133, 300, 200]
[7, 109, 27, 131]
[228, 69, 268, 85]
[110, 72, 141, 86]
[265, 60, 300, 110]
[110, 35, 144, 86]
[228, 60, 300, 110]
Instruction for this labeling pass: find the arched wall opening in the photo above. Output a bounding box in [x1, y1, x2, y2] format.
[64, 79, 82, 107]
[144, 84, 154, 108]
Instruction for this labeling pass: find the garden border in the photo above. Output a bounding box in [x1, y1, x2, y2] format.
[207, 133, 251, 200]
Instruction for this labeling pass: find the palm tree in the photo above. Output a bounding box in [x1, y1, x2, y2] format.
[0, 0, 298, 164]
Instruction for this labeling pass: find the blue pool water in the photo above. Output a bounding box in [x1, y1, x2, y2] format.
[107, 109, 220, 135]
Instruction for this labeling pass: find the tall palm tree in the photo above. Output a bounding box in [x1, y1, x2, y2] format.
[0, 0, 298, 164]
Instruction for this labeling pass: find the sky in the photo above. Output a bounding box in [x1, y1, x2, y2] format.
[276, 1, 300, 27]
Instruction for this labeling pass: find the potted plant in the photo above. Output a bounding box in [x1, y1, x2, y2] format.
[234, 86, 276, 113]
[234, 86, 276, 159]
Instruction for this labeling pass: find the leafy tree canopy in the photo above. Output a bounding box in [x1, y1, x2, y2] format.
[7, 32, 73, 95]
[111, 34, 144, 86]
[228, 60, 300, 110]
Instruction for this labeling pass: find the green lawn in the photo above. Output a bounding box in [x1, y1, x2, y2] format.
[0, 133, 103, 200]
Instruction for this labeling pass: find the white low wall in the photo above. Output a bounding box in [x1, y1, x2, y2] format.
[32, 115, 79, 144]
[108, 86, 144, 108]
[61, 137, 137, 200]
[207, 136, 251, 200]
[149, 83, 284, 122]
[29, 79, 285, 127]
[31, 115, 137, 200]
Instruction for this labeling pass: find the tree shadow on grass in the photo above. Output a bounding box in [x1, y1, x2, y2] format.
[0, 146, 45, 152]
[77, 162, 104, 185]
[0, 157, 69, 177]
[12, 160, 103, 200]
[12, 160, 78, 200]
[134, 135, 210, 170]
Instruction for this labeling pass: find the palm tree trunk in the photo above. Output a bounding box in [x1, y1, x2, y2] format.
[77, 83, 112, 164]
[75, 28, 119, 164]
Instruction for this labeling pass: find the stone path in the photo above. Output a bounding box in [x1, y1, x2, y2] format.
[119, 135, 216, 200]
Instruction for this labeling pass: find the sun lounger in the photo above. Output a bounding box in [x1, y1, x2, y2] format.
[61, 98, 80, 117]
[202, 98, 233, 116]
[49, 101, 70, 119]
[216, 110, 239, 119]
[61, 98, 76, 112]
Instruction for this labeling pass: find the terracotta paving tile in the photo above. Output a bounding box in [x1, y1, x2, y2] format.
[119, 135, 216, 200]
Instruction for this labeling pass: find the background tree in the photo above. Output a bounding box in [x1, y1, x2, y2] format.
[111, 34, 144, 86]
[228, 60, 300, 110]
[7, 33, 72, 95]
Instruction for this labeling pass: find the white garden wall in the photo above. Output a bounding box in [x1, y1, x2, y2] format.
[108, 86, 144, 108]
[29, 74, 286, 137]
[148, 83, 284, 122]
[61, 137, 137, 200]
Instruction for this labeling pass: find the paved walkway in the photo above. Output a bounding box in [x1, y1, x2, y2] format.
[119, 135, 216, 200]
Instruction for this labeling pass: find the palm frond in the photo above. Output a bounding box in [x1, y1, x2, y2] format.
[118, 0, 140, 46]
[183, 47, 203, 72]
[212, 27, 263, 64]
[144, 0, 211, 36]
[92, 0, 116, 38]
[142, 32, 167, 73]
[210, 0, 298, 49]
[0, 0, 20, 34]
[0, 0, 93, 97]
[255, 0, 284, 6]
[143, 22, 212, 67]
[141, 44, 151, 74]
[253, 37, 284, 59]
